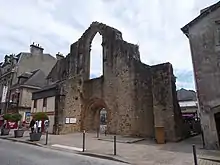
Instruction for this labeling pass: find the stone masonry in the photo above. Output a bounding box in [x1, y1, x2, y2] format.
[47, 22, 183, 142]
[181, 2, 220, 149]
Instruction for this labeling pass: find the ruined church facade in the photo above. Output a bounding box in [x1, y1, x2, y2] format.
[47, 22, 183, 142]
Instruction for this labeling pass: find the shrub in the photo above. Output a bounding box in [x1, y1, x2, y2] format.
[33, 112, 48, 121]
[3, 113, 22, 122]
[11, 113, 22, 122]
[3, 114, 12, 121]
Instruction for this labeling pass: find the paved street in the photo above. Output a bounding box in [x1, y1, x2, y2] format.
[0, 139, 126, 165]
[1, 131, 220, 165]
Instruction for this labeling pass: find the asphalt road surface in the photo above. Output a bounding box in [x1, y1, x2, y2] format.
[0, 139, 126, 165]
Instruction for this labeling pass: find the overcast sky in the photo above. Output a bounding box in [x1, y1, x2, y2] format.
[0, 0, 218, 90]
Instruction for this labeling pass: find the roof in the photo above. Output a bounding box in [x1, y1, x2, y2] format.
[181, 1, 220, 37]
[177, 88, 197, 101]
[11, 69, 47, 89]
[23, 69, 46, 88]
[32, 83, 58, 100]
[18, 71, 35, 78]
[179, 100, 197, 107]
[17, 52, 54, 63]
[32, 83, 57, 94]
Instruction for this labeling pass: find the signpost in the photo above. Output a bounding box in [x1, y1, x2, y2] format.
[25, 112, 31, 123]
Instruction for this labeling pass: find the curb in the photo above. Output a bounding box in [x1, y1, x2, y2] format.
[78, 152, 130, 164]
[0, 136, 130, 164]
[199, 157, 220, 163]
[0, 136, 43, 147]
[97, 138, 145, 144]
[48, 145, 130, 164]
[8, 138, 43, 147]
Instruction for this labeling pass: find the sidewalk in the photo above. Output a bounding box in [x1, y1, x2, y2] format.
[1, 130, 220, 165]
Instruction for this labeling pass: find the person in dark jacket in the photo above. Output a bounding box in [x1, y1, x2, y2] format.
[30, 119, 35, 133]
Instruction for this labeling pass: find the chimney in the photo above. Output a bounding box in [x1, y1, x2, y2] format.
[30, 42, 44, 55]
[56, 52, 64, 60]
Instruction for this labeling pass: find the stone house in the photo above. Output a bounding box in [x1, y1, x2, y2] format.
[181, 1, 220, 149]
[8, 69, 47, 122]
[0, 43, 57, 116]
[39, 22, 184, 142]
[0, 54, 18, 114]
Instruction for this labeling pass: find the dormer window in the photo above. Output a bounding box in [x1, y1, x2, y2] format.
[17, 72, 32, 84]
[18, 77, 26, 84]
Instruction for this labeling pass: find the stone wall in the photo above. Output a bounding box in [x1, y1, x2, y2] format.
[20, 88, 36, 108]
[132, 61, 154, 137]
[151, 63, 183, 142]
[186, 7, 220, 149]
[49, 22, 183, 141]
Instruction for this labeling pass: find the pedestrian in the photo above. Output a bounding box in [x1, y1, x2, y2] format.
[38, 120, 42, 133]
[34, 120, 38, 133]
[44, 119, 49, 132]
[29, 119, 35, 133]
[2, 120, 6, 129]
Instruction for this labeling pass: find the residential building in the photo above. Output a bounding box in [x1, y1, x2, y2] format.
[31, 84, 57, 133]
[0, 54, 18, 114]
[181, 1, 220, 149]
[177, 88, 198, 117]
[9, 69, 47, 122]
[0, 43, 57, 117]
[177, 88, 201, 135]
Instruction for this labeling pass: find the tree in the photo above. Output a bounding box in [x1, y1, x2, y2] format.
[11, 113, 22, 122]
[33, 112, 48, 121]
[3, 114, 12, 121]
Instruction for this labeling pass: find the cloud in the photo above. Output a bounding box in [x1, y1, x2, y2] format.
[0, 0, 218, 89]
[175, 70, 195, 90]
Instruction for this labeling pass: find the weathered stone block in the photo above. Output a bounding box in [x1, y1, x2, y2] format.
[48, 22, 183, 142]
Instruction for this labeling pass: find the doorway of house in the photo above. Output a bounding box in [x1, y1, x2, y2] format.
[214, 112, 220, 144]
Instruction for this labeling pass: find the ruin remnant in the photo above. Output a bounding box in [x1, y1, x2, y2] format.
[47, 22, 183, 142]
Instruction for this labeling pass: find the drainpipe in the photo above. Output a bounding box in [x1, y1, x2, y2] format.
[5, 72, 14, 114]
[16, 89, 20, 114]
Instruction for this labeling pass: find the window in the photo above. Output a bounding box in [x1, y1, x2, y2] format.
[43, 98, 47, 107]
[89, 33, 103, 79]
[16, 92, 20, 105]
[33, 100, 37, 108]
[11, 94, 15, 103]
[215, 21, 220, 46]
[216, 28, 220, 45]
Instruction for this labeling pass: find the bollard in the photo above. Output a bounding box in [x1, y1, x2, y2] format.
[45, 130, 48, 145]
[192, 145, 198, 165]
[105, 129, 107, 136]
[83, 130, 85, 152]
[97, 128, 99, 138]
[114, 135, 116, 155]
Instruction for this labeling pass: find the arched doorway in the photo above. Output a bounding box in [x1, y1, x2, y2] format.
[82, 98, 108, 133]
